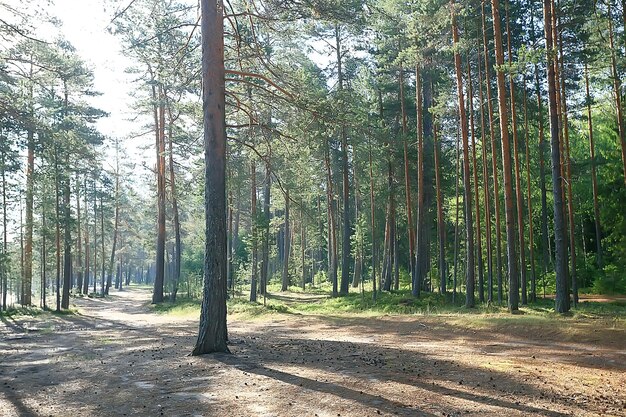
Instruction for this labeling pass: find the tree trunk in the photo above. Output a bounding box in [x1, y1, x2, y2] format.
[192, 0, 229, 355]
[491, 0, 519, 312]
[106, 144, 120, 296]
[400, 63, 415, 285]
[260, 162, 271, 295]
[467, 59, 485, 303]
[61, 173, 71, 310]
[607, 2, 626, 186]
[477, 54, 494, 303]
[585, 65, 603, 269]
[76, 176, 83, 294]
[250, 161, 258, 302]
[368, 138, 377, 300]
[153, 83, 166, 304]
[335, 24, 351, 296]
[325, 145, 338, 297]
[535, 63, 550, 298]
[482, 1, 504, 304]
[166, 107, 182, 302]
[434, 119, 446, 295]
[23, 128, 34, 305]
[413, 65, 425, 297]
[452, 10, 475, 308]
[453, 127, 460, 303]
[506, 2, 526, 305]
[83, 176, 90, 295]
[55, 147, 61, 311]
[522, 80, 537, 302]
[1, 145, 8, 310]
[544, 0, 570, 313]
[282, 189, 290, 291]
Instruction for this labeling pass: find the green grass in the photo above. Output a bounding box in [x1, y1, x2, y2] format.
[0, 306, 43, 317]
[149, 286, 626, 327]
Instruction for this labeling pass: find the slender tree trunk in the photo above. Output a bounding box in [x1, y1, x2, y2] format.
[23, 129, 34, 305]
[166, 108, 182, 302]
[76, 176, 83, 294]
[368, 138, 377, 300]
[523, 81, 537, 302]
[453, 128, 460, 303]
[83, 176, 90, 295]
[250, 161, 258, 301]
[544, 0, 569, 313]
[93, 180, 97, 295]
[467, 59, 485, 303]
[491, 0, 519, 312]
[482, 1, 504, 304]
[335, 24, 351, 296]
[100, 192, 105, 296]
[192, 0, 229, 355]
[281, 189, 290, 291]
[41, 196, 47, 309]
[400, 63, 415, 284]
[301, 203, 307, 290]
[607, 2, 626, 186]
[556, 26, 578, 307]
[535, 64, 550, 297]
[477, 54, 494, 303]
[585, 65, 602, 269]
[260, 162, 271, 295]
[452, 10, 475, 308]
[506, 2, 526, 305]
[1, 146, 7, 310]
[414, 65, 425, 297]
[325, 146, 338, 297]
[106, 146, 120, 296]
[434, 120, 446, 295]
[153, 83, 166, 304]
[55, 147, 61, 311]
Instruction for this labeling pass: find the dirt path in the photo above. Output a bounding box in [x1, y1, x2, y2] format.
[1, 288, 625, 417]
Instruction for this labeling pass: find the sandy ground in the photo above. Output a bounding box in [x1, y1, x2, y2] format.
[1, 287, 625, 417]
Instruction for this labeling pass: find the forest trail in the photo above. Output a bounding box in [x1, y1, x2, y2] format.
[1, 287, 625, 417]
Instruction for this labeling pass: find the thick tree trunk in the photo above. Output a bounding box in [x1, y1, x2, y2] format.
[535, 64, 550, 298]
[544, 0, 570, 313]
[452, 10, 475, 308]
[491, 0, 519, 312]
[192, 0, 229, 355]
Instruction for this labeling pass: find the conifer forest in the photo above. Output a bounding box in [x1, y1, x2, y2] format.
[1, 0, 625, 416]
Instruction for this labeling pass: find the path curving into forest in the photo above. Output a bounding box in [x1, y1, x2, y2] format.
[1, 287, 625, 416]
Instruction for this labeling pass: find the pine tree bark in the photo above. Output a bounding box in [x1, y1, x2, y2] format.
[282, 190, 290, 291]
[250, 161, 258, 302]
[522, 81, 537, 302]
[192, 0, 229, 355]
[467, 59, 485, 303]
[477, 55, 493, 303]
[260, 162, 271, 295]
[413, 65, 425, 297]
[452, 9, 475, 308]
[544, 0, 570, 313]
[434, 119, 446, 295]
[585, 65, 602, 269]
[482, 1, 504, 304]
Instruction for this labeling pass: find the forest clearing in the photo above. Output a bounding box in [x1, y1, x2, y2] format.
[1, 287, 625, 417]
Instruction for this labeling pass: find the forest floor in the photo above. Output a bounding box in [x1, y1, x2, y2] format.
[1, 287, 625, 417]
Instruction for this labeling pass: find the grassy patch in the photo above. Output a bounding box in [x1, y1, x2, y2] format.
[0, 306, 43, 317]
